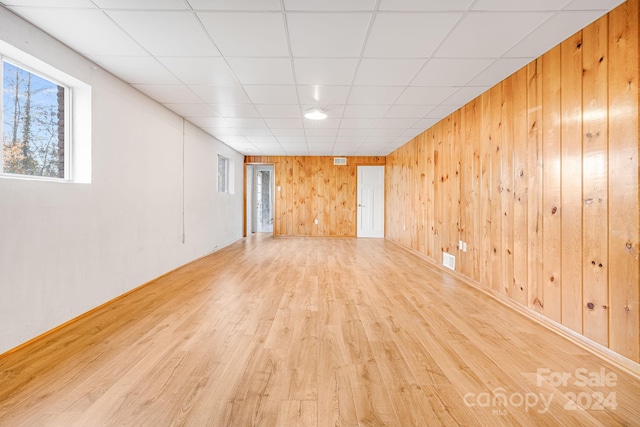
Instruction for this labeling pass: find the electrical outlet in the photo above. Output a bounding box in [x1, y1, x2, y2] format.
[314, 218, 318, 224]
[463, 242, 467, 252]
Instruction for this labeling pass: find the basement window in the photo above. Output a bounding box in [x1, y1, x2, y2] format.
[218, 154, 229, 193]
[0, 40, 91, 183]
[1, 59, 69, 180]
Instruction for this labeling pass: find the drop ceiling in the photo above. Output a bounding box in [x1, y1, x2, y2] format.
[0, 0, 624, 156]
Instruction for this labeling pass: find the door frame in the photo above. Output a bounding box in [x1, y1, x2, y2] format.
[244, 162, 275, 237]
[356, 164, 386, 238]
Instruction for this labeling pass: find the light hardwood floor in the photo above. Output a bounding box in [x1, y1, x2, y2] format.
[1, 234, 639, 426]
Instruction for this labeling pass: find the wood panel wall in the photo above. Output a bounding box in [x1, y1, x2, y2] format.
[245, 156, 385, 237]
[385, 0, 640, 362]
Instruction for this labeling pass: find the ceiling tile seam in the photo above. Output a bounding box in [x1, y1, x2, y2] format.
[191, 5, 282, 152]
[98, 9, 213, 102]
[391, 9, 469, 115]
[95, 9, 202, 97]
[501, 10, 563, 58]
[337, 0, 384, 140]
[279, 0, 309, 151]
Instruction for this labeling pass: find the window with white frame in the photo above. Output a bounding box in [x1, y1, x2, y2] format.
[1, 59, 69, 180]
[218, 154, 229, 193]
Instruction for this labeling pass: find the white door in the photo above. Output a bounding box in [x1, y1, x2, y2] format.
[357, 165, 384, 238]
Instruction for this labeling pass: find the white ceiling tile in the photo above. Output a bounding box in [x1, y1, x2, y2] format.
[294, 59, 358, 85]
[272, 129, 306, 138]
[338, 128, 372, 137]
[227, 58, 294, 84]
[402, 129, 423, 139]
[297, 85, 351, 105]
[187, 0, 282, 10]
[279, 141, 307, 149]
[264, 118, 304, 128]
[90, 56, 180, 84]
[343, 105, 389, 118]
[364, 13, 461, 58]
[306, 128, 338, 137]
[251, 141, 284, 151]
[287, 13, 371, 57]
[9, 0, 617, 157]
[8, 8, 145, 56]
[215, 135, 250, 144]
[336, 136, 367, 143]
[225, 118, 268, 128]
[355, 148, 386, 155]
[505, 11, 604, 58]
[107, 11, 219, 56]
[284, 0, 375, 11]
[158, 57, 237, 84]
[244, 85, 299, 104]
[396, 86, 458, 105]
[426, 105, 459, 119]
[164, 103, 218, 117]
[562, 0, 625, 10]
[378, 0, 473, 11]
[376, 118, 418, 128]
[206, 128, 240, 137]
[472, 0, 571, 10]
[340, 119, 379, 129]
[93, 0, 188, 9]
[187, 117, 231, 128]
[256, 105, 302, 118]
[281, 142, 307, 148]
[372, 128, 407, 137]
[411, 58, 492, 86]
[212, 104, 261, 118]
[347, 86, 404, 104]
[308, 139, 335, 146]
[247, 136, 279, 144]
[364, 136, 397, 143]
[235, 146, 260, 154]
[354, 59, 425, 86]
[237, 128, 274, 136]
[411, 118, 440, 129]
[133, 84, 201, 103]
[442, 86, 489, 105]
[190, 85, 250, 104]
[467, 58, 532, 86]
[198, 12, 288, 57]
[435, 12, 552, 58]
[384, 105, 434, 119]
[2, 0, 94, 6]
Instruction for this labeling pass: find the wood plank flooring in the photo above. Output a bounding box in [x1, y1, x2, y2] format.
[1, 234, 639, 426]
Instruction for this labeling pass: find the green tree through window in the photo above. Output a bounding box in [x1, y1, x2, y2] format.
[2, 60, 66, 179]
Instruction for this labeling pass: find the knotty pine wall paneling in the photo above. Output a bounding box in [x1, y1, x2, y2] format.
[385, 0, 639, 362]
[245, 156, 385, 237]
[607, 0, 639, 361]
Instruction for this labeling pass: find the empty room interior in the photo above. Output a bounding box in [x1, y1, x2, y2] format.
[1, 0, 640, 425]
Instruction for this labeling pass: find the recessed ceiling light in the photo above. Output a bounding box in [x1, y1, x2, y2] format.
[304, 109, 327, 120]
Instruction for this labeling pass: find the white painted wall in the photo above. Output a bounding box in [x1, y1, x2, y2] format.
[0, 8, 244, 354]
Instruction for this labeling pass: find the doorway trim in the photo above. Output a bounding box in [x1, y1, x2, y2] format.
[244, 162, 276, 238]
[356, 165, 385, 238]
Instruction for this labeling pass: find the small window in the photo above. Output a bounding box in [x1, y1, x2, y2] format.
[2, 60, 69, 180]
[218, 155, 229, 193]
